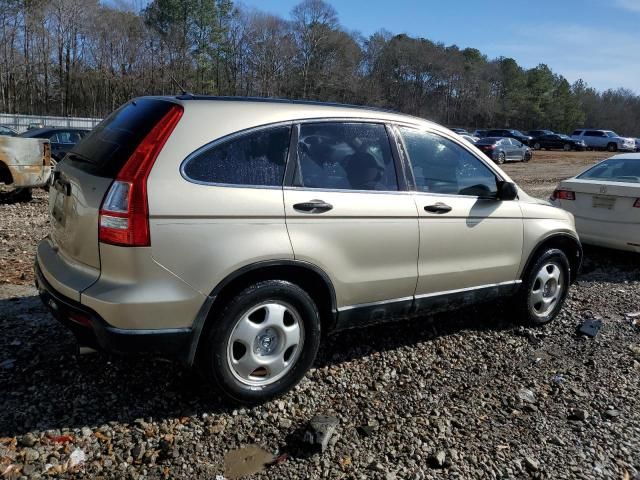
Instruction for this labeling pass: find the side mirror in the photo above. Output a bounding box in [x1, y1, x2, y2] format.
[498, 181, 518, 201]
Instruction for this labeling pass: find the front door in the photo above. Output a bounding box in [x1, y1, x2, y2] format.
[283, 121, 419, 326]
[395, 127, 524, 313]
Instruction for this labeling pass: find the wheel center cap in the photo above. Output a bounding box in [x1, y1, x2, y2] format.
[255, 328, 278, 355]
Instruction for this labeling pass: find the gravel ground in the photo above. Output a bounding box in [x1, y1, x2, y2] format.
[1, 152, 639, 479]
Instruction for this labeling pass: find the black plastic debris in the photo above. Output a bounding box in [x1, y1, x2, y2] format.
[578, 319, 602, 337]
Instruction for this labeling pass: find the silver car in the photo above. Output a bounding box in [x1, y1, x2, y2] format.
[35, 97, 582, 403]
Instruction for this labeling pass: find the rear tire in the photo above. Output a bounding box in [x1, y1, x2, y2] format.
[563, 143, 571, 151]
[515, 248, 570, 326]
[200, 280, 321, 404]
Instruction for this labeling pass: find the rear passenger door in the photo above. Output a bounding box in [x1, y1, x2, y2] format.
[396, 127, 524, 312]
[283, 121, 419, 325]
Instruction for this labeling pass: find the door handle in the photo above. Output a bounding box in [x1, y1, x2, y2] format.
[424, 202, 452, 214]
[293, 200, 333, 213]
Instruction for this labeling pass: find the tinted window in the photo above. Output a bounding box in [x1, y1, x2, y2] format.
[67, 99, 176, 177]
[585, 131, 604, 137]
[578, 158, 640, 183]
[184, 126, 291, 186]
[295, 123, 397, 191]
[399, 128, 498, 197]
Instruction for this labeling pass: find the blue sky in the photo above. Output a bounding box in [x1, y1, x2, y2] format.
[239, 0, 640, 93]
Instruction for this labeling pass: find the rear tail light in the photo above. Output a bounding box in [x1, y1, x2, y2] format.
[99, 104, 183, 246]
[634, 198, 640, 208]
[551, 189, 576, 201]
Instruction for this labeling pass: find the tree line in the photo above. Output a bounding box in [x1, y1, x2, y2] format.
[1, 0, 640, 135]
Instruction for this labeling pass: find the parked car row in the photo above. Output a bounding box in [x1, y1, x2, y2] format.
[451, 126, 640, 153]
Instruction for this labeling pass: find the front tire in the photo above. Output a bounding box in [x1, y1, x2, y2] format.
[533, 142, 541, 150]
[496, 152, 506, 165]
[516, 248, 570, 326]
[607, 142, 617, 152]
[200, 280, 321, 404]
[563, 143, 571, 151]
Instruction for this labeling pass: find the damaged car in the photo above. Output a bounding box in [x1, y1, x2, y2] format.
[0, 135, 52, 201]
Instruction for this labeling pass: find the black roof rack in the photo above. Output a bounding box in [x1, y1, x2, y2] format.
[174, 94, 400, 115]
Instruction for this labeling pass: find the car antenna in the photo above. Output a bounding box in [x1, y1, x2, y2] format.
[169, 75, 191, 96]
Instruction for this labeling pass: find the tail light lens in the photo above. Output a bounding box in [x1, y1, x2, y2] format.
[99, 104, 183, 246]
[551, 189, 576, 201]
[634, 198, 640, 208]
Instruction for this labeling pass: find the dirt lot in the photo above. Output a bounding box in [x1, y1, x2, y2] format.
[1, 151, 639, 479]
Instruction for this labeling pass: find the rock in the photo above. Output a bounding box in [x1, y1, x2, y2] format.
[518, 388, 536, 404]
[356, 425, 376, 437]
[23, 447, 40, 463]
[279, 418, 292, 429]
[81, 427, 92, 438]
[18, 433, 37, 447]
[132, 443, 146, 461]
[428, 450, 447, 468]
[68, 448, 86, 468]
[524, 456, 539, 471]
[568, 408, 589, 421]
[303, 415, 339, 453]
[628, 344, 640, 358]
[604, 409, 621, 419]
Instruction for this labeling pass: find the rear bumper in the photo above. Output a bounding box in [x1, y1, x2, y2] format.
[35, 260, 194, 362]
[575, 216, 640, 253]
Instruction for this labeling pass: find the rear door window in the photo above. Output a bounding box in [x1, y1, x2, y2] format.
[183, 126, 291, 187]
[399, 128, 498, 197]
[294, 122, 398, 191]
[66, 99, 177, 178]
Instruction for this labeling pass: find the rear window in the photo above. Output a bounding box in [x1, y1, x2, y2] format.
[65, 99, 176, 177]
[183, 126, 291, 187]
[578, 158, 640, 183]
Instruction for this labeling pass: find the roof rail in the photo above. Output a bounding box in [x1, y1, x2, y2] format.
[174, 94, 400, 115]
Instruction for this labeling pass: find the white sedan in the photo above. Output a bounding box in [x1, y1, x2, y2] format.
[551, 153, 640, 253]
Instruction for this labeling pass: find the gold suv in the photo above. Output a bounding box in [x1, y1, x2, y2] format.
[35, 97, 582, 403]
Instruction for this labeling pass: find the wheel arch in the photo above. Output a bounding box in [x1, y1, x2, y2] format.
[520, 233, 582, 285]
[0, 160, 13, 185]
[187, 260, 337, 365]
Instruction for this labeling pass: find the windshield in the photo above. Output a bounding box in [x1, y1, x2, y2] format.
[510, 130, 525, 136]
[558, 134, 570, 139]
[605, 131, 620, 138]
[578, 158, 640, 183]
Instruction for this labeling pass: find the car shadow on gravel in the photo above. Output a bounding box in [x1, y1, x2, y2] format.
[579, 245, 640, 281]
[0, 245, 636, 438]
[0, 294, 516, 438]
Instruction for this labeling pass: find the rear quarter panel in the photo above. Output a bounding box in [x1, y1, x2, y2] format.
[146, 102, 296, 296]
